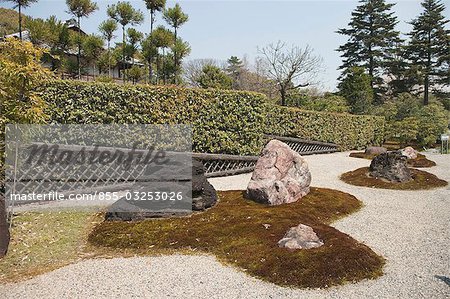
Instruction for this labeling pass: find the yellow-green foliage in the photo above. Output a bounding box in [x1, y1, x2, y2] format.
[0, 38, 52, 183]
[265, 104, 385, 150]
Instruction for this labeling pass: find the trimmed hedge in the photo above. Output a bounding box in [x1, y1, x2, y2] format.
[40, 80, 384, 154]
[265, 105, 385, 150]
[41, 80, 267, 155]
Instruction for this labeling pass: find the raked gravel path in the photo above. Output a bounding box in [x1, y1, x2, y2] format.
[0, 151, 449, 299]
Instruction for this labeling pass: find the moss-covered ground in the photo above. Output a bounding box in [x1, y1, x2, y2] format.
[341, 167, 447, 190]
[89, 188, 385, 288]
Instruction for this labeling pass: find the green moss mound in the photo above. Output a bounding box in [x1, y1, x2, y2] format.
[349, 152, 436, 168]
[341, 167, 447, 190]
[89, 188, 385, 288]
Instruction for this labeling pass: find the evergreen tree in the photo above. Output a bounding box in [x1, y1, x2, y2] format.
[127, 27, 143, 65]
[226, 56, 244, 89]
[338, 67, 374, 115]
[141, 35, 158, 83]
[406, 0, 449, 105]
[163, 3, 188, 84]
[82, 34, 103, 79]
[337, 0, 401, 102]
[143, 0, 165, 34]
[66, 0, 98, 79]
[98, 19, 117, 77]
[386, 42, 422, 96]
[143, 0, 166, 83]
[197, 65, 233, 90]
[150, 25, 174, 84]
[107, 1, 144, 83]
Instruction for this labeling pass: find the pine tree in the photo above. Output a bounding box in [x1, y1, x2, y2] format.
[406, 0, 449, 105]
[163, 3, 188, 84]
[98, 19, 117, 77]
[338, 67, 374, 115]
[107, 1, 144, 83]
[337, 0, 401, 103]
[66, 0, 98, 79]
[226, 56, 244, 89]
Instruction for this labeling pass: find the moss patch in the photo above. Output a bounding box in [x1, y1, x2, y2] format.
[349, 152, 436, 168]
[341, 167, 447, 190]
[89, 188, 385, 288]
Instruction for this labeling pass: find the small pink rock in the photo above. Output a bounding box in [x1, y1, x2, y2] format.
[278, 224, 323, 249]
[401, 146, 418, 159]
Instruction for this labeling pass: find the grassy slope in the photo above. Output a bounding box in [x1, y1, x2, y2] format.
[0, 8, 28, 36]
[0, 211, 100, 283]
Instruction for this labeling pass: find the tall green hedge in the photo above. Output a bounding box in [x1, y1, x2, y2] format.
[265, 105, 385, 150]
[41, 80, 267, 155]
[40, 80, 385, 154]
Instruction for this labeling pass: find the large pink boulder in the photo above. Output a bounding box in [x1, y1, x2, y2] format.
[246, 140, 311, 205]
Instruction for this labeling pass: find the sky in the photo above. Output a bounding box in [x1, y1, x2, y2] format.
[1, 0, 449, 91]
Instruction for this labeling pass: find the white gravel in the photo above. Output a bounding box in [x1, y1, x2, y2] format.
[1, 151, 449, 299]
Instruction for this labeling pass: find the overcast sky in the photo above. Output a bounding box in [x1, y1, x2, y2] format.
[1, 0, 449, 91]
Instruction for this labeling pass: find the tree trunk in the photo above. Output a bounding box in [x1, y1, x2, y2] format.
[108, 40, 111, 78]
[18, 4, 22, 41]
[77, 16, 81, 80]
[174, 27, 178, 84]
[156, 52, 160, 84]
[122, 25, 126, 83]
[162, 48, 166, 84]
[424, 31, 431, 106]
[0, 195, 9, 259]
[280, 88, 286, 106]
[150, 10, 154, 34]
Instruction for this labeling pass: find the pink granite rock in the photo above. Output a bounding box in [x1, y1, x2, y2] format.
[246, 140, 311, 205]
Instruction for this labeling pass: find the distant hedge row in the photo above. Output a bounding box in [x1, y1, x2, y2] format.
[265, 105, 385, 150]
[41, 80, 384, 154]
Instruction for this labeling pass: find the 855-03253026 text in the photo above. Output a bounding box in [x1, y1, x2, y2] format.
[8, 191, 185, 202]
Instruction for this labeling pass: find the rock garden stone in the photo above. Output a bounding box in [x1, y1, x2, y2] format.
[106, 159, 217, 221]
[369, 151, 412, 183]
[0, 195, 9, 258]
[246, 140, 311, 205]
[278, 224, 323, 249]
[365, 146, 387, 155]
[401, 146, 418, 159]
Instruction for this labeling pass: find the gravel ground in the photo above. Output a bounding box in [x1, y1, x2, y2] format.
[1, 151, 449, 299]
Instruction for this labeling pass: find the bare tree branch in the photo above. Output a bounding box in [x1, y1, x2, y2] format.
[258, 41, 322, 105]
